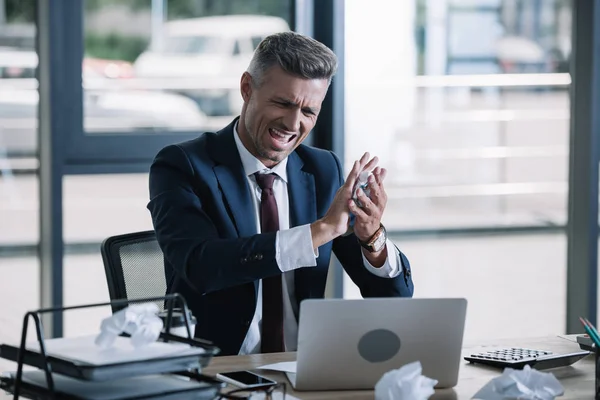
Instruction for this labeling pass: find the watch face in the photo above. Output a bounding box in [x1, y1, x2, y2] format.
[372, 234, 386, 252]
[361, 225, 387, 252]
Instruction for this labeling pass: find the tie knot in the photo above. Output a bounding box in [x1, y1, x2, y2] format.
[254, 173, 277, 190]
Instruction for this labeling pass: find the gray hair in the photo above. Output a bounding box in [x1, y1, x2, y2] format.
[247, 31, 338, 86]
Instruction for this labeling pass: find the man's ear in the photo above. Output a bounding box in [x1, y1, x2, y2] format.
[240, 72, 253, 102]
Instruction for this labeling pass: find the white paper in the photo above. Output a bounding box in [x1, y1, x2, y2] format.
[375, 361, 437, 400]
[26, 335, 205, 366]
[556, 334, 580, 343]
[257, 361, 297, 374]
[472, 365, 564, 400]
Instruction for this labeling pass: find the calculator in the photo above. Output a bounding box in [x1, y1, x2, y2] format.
[464, 347, 591, 370]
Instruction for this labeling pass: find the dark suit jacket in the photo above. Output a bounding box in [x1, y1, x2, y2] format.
[147, 118, 414, 355]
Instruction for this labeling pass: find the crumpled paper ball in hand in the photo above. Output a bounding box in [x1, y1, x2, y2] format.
[472, 365, 564, 400]
[375, 361, 438, 400]
[95, 303, 164, 349]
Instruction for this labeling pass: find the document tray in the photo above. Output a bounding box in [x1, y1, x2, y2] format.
[0, 370, 222, 400]
[0, 340, 215, 382]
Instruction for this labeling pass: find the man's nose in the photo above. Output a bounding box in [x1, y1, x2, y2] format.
[282, 109, 301, 132]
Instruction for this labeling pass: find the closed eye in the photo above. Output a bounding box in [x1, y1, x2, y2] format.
[272, 98, 318, 116]
[274, 100, 294, 108]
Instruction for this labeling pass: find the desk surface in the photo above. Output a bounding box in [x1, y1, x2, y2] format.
[203, 336, 594, 399]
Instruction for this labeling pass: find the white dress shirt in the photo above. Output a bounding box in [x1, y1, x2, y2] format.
[233, 123, 402, 355]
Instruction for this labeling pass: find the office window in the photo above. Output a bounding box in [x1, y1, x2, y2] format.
[344, 0, 571, 342]
[62, 173, 154, 336]
[82, 0, 293, 134]
[62, 0, 295, 336]
[0, 0, 40, 369]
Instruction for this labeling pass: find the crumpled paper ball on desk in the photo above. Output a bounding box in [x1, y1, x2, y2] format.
[472, 365, 564, 400]
[375, 361, 438, 400]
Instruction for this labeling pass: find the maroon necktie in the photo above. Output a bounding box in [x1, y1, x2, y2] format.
[254, 172, 284, 353]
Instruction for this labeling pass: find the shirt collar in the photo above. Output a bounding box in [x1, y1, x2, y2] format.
[233, 120, 288, 183]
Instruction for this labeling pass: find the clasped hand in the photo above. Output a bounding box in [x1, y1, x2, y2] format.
[323, 152, 388, 242]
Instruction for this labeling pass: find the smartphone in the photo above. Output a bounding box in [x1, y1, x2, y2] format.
[215, 370, 278, 389]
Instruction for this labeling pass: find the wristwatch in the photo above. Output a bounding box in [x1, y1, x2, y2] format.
[359, 224, 387, 253]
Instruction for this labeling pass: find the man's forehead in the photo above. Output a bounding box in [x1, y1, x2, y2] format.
[265, 78, 328, 100]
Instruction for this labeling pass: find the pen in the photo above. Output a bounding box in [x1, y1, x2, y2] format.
[579, 317, 600, 347]
[584, 318, 600, 344]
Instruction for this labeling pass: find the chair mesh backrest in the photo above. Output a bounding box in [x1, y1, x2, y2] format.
[114, 235, 167, 311]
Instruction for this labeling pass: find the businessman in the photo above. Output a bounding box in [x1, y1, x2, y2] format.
[148, 31, 414, 356]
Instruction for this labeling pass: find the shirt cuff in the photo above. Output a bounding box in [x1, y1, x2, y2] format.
[361, 239, 401, 278]
[276, 224, 318, 272]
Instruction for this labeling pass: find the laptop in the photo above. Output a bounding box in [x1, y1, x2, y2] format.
[286, 298, 467, 391]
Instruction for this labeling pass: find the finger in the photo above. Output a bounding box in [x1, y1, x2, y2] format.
[342, 161, 362, 197]
[362, 156, 379, 175]
[348, 198, 368, 220]
[366, 174, 383, 207]
[356, 190, 375, 216]
[373, 167, 387, 184]
[355, 153, 370, 176]
[344, 160, 362, 193]
[366, 169, 388, 209]
[347, 154, 372, 188]
[355, 153, 372, 181]
[366, 187, 387, 217]
[379, 167, 387, 182]
[359, 152, 370, 167]
[372, 167, 382, 185]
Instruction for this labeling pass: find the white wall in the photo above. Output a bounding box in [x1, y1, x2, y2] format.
[344, 0, 417, 177]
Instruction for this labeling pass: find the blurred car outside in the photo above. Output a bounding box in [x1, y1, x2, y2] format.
[0, 46, 207, 157]
[0, 45, 134, 80]
[0, 46, 36, 79]
[83, 57, 135, 79]
[496, 36, 555, 74]
[133, 15, 291, 116]
[446, 9, 568, 77]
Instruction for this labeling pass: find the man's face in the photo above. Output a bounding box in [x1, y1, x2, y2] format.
[238, 66, 329, 168]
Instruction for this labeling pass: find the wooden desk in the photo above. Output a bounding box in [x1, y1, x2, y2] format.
[203, 336, 595, 399]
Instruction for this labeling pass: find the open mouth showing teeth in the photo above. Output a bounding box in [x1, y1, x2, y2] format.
[269, 128, 297, 143]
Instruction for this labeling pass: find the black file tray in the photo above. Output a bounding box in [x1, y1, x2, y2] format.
[0, 370, 223, 400]
[0, 293, 221, 400]
[0, 341, 211, 381]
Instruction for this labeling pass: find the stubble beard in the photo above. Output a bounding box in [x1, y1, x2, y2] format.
[253, 132, 286, 164]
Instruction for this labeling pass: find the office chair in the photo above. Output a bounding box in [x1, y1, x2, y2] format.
[101, 230, 167, 313]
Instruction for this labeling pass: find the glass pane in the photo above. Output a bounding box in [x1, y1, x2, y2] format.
[65, 0, 294, 338]
[0, 0, 40, 370]
[63, 173, 154, 336]
[82, 0, 293, 134]
[344, 0, 571, 342]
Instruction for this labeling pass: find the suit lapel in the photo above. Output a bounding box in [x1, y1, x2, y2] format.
[211, 125, 318, 238]
[210, 120, 257, 239]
